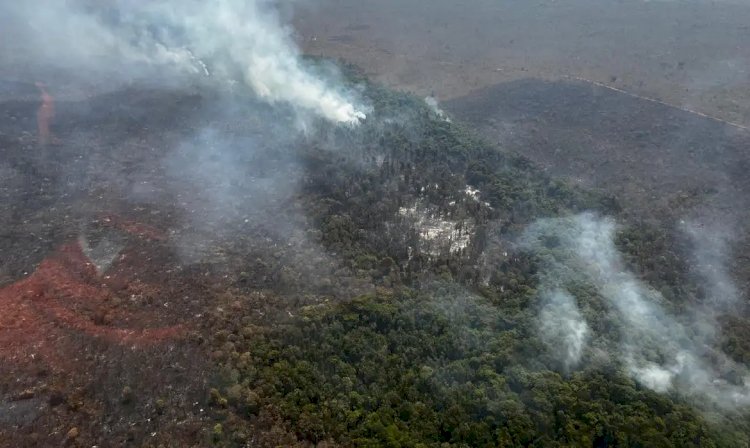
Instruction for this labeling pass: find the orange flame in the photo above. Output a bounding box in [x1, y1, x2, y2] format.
[35, 82, 57, 146]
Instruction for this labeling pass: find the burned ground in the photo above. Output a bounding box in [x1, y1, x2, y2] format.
[0, 73, 749, 447]
[0, 86, 223, 446]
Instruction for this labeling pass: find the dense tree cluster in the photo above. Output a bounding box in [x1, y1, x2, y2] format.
[211, 287, 737, 447]
[202, 77, 749, 447]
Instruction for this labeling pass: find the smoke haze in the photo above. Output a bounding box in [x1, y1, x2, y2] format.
[523, 212, 750, 410]
[4, 0, 367, 124]
[682, 218, 741, 311]
[538, 289, 589, 371]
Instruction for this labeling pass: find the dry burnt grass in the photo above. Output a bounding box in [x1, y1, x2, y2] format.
[0, 77, 749, 446]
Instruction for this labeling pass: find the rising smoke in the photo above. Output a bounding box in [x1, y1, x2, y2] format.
[538, 289, 589, 371]
[4, 0, 367, 124]
[424, 96, 451, 122]
[522, 212, 750, 410]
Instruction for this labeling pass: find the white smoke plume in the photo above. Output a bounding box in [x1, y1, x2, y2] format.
[424, 96, 451, 122]
[523, 212, 750, 410]
[4, 0, 367, 124]
[538, 289, 589, 371]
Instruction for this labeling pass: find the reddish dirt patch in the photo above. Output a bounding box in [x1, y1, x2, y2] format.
[0, 220, 184, 373]
[0, 215, 214, 446]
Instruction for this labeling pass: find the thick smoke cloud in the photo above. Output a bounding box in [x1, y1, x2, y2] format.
[522, 212, 750, 410]
[4, 0, 366, 124]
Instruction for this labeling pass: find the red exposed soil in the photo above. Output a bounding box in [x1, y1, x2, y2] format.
[0, 240, 183, 373]
[0, 83, 256, 446]
[0, 213, 213, 446]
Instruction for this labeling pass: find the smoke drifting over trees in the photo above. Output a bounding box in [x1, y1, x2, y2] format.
[523, 212, 750, 410]
[538, 289, 589, 371]
[2, 0, 750, 446]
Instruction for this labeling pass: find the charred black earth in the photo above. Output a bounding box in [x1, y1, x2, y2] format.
[0, 75, 749, 447]
[447, 78, 750, 227]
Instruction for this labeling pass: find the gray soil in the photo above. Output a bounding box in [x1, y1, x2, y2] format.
[294, 0, 750, 127]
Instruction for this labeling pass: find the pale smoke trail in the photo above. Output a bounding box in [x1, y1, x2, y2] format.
[681, 219, 740, 310]
[424, 97, 451, 122]
[522, 213, 750, 410]
[538, 289, 589, 370]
